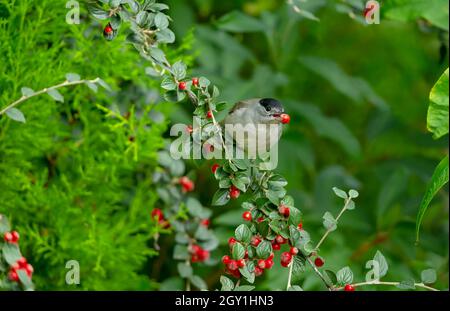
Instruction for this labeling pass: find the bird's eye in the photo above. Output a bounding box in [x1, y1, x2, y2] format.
[265, 106, 271, 112]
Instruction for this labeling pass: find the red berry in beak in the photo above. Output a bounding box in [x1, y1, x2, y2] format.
[280, 113, 290, 124]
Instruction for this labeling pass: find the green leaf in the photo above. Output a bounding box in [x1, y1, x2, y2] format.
[421, 269, 437, 284]
[234, 285, 255, 291]
[255, 219, 269, 237]
[232, 243, 245, 260]
[173, 245, 189, 260]
[0, 214, 11, 234]
[416, 155, 449, 242]
[150, 48, 167, 64]
[172, 61, 187, 80]
[189, 275, 207, 290]
[66, 73, 81, 82]
[292, 256, 306, 276]
[5, 108, 26, 123]
[199, 77, 210, 88]
[397, 278, 416, 290]
[255, 240, 272, 259]
[220, 276, 234, 291]
[268, 174, 288, 188]
[235, 224, 252, 243]
[325, 270, 338, 285]
[239, 265, 255, 284]
[87, 4, 109, 19]
[384, 0, 449, 31]
[2, 243, 22, 265]
[155, 12, 169, 29]
[288, 206, 301, 226]
[96, 78, 111, 91]
[211, 188, 230, 206]
[216, 11, 265, 33]
[373, 251, 388, 278]
[287, 285, 303, 291]
[185, 197, 203, 218]
[332, 187, 348, 199]
[427, 68, 449, 138]
[322, 212, 337, 231]
[177, 262, 193, 278]
[348, 189, 359, 198]
[336, 266, 353, 285]
[86, 82, 98, 93]
[17, 269, 33, 290]
[47, 89, 64, 102]
[157, 28, 175, 43]
[21, 87, 35, 97]
[161, 76, 177, 90]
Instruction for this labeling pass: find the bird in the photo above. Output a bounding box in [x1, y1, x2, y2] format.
[221, 98, 288, 159]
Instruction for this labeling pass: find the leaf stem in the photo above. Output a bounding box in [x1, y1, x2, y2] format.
[0, 78, 100, 116]
[286, 260, 294, 290]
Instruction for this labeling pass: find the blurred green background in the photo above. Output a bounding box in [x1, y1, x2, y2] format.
[0, 0, 448, 290]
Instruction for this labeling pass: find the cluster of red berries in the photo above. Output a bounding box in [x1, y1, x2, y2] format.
[151, 208, 170, 229]
[190, 244, 210, 263]
[8, 257, 33, 283]
[179, 176, 195, 193]
[178, 77, 199, 91]
[4, 231, 20, 244]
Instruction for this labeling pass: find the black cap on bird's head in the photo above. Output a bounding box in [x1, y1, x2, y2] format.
[259, 98, 284, 116]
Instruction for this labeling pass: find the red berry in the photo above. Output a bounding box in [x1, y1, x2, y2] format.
[268, 253, 274, 260]
[244, 250, 249, 259]
[192, 77, 199, 87]
[237, 259, 246, 268]
[242, 211, 252, 222]
[198, 249, 210, 261]
[11, 263, 20, 272]
[251, 236, 261, 247]
[230, 185, 240, 199]
[257, 259, 266, 269]
[3, 232, 13, 243]
[206, 110, 213, 119]
[272, 242, 280, 251]
[254, 266, 264, 277]
[211, 163, 220, 174]
[11, 231, 20, 243]
[275, 235, 287, 245]
[191, 244, 201, 254]
[17, 257, 27, 268]
[257, 217, 264, 223]
[228, 237, 237, 247]
[222, 255, 231, 264]
[298, 222, 303, 230]
[151, 208, 164, 221]
[25, 264, 33, 277]
[278, 205, 290, 217]
[227, 260, 238, 271]
[179, 176, 195, 192]
[280, 252, 292, 267]
[344, 284, 355, 292]
[290, 247, 299, 256]
[314, 257, 324, 267]
[200, 219, 210, 227]
[104, 24, 113, 34]
[8, 270, 19, 282]
[265, 258, 274, 269]
[280, 113, 290, 124]
[186, 125, 193, 134]
[178, 81, 187, 91]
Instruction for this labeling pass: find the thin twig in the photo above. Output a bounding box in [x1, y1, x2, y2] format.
[286, 260, 294, 290]
[0, 78, 100, 115]
[306, 257, 333, 291]
[335, 281, 439, 291]
[314, 198, 350, 251]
